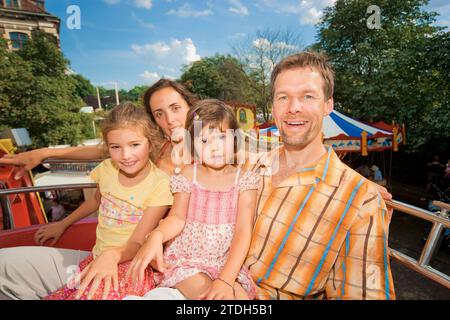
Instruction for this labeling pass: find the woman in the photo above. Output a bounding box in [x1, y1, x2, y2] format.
[1, 79, 197, 179]
[0, 79, 197, 300]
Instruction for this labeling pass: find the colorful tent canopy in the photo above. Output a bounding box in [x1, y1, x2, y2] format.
[257, 110, 405, 154]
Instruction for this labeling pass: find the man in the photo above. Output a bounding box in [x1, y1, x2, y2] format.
[244, 51, 395, 300]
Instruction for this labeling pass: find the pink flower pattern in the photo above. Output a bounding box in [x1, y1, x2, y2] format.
[99, 193, 143, 226]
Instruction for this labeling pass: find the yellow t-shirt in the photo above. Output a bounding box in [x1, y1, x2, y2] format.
[90, 159, 173, 258]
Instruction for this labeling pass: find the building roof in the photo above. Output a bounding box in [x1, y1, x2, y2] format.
[0, 0, 59, 20]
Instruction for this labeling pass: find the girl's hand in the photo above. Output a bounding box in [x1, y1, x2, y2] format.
[126, 231, 164, 286]
[197, 279, 235, 300]
[34, 221, 67, 246]
[0, 149, 46, 180]
[74, 250, 120, 300]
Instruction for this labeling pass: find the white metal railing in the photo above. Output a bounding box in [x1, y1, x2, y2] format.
[0, 172, 449, 290]
[386, 199, 450, 289]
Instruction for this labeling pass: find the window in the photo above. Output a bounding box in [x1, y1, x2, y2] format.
[9, 32, 28, 49]
[4, 0, 20, 8]
[239, 109, 247, 123]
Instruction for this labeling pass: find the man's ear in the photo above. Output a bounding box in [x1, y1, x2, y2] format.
[324, 97, 334, 116]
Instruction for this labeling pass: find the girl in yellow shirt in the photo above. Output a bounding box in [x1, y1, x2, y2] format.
[43, 102, 173, 300]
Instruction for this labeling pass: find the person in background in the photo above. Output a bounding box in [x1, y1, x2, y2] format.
[48, 199, 65, 222]
[371, 165, 383, 181]
[426, 155, 445, 191]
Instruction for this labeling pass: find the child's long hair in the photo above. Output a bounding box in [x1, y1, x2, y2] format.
[185, 99, 241, 162]
[100, 102, 164, 162]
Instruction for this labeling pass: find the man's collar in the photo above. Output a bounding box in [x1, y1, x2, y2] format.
[259, 145, 344, 187]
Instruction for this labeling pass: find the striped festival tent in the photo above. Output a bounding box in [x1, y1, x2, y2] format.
[257, 109, 405, 155]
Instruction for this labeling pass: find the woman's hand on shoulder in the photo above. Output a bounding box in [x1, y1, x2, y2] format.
[0, 148, 48, 180]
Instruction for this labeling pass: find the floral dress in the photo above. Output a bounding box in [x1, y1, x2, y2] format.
[155, 165, 259, 299]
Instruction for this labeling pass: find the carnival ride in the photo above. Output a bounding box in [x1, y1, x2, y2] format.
[0, 119, 449, 294]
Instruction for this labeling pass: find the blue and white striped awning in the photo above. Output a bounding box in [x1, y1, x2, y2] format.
[259, 110, 392, 139]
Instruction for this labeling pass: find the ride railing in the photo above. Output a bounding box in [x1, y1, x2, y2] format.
[1, 181, 449, 290]
[386, 199, 450, 289]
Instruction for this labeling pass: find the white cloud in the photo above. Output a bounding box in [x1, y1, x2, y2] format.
[428, 2, 450, 27]
[103, 0, 153, 10]
[167, 3, 213, 17]
[103, 0, 121, 4]
[131, 12, 154, 29]
[252, 37, 299, 52]
[132, 38, 201, 79]
[228, 0, 249, 16]
[132, 38, 200, 64]
[132, 42, 171, 55]
[140, 71, 160, 84]
[158, 65, 176, 73]
[258, 0, 336, 25]
[134, 0, 153, 10]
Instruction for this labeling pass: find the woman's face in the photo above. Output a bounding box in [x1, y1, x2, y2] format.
[149, 87, 190, 139]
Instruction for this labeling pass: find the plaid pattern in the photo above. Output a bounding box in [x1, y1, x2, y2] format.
[244, 146, 395, 300]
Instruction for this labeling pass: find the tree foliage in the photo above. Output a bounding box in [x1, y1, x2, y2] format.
[314, 0, 449, 151]
[71, 73, 96, 100]
[0, 32, 95, 148]
[180, 54, 256, 103]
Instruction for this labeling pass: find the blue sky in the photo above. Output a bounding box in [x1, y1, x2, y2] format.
[46, 0, 449, 90]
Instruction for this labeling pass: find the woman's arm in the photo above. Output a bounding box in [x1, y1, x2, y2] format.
[34, 188, 101, 245]
[0, 145, 107, 180]
[200, 188, 258, 300]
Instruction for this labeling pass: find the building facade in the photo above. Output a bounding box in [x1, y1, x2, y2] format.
[226, 101, 257, 131]
[0, 0, 60, 50]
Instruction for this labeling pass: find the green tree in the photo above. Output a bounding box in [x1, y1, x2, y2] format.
[314, 0, 449, 151]
[71, 73, 96, 100]
[0, 32, 95, 148]
[127, 85, 148, 105]
[180, 54, 256, 103]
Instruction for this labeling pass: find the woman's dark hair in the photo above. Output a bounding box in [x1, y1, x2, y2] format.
[143, 79, 198, 123]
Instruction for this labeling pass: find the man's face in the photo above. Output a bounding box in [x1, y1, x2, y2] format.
[272, 67, 333, 150]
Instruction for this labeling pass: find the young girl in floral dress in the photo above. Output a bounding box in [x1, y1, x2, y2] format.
[44, 103, 173, 300]
[127, 99, 259, 300]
